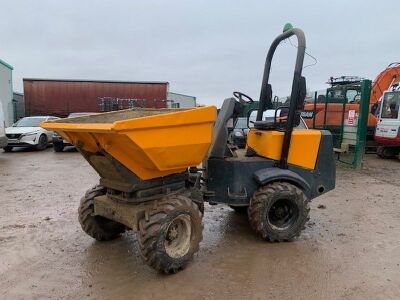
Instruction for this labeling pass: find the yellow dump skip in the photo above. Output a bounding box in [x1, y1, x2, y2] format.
[41, 107, 217, 180]
[247, 129, 322, 170]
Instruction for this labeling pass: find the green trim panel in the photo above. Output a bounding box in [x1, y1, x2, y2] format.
[0, 59, 13, 70]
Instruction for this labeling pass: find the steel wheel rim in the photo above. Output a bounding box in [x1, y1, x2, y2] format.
[165, 215, 191, 258]
[267, 199, 299, 230]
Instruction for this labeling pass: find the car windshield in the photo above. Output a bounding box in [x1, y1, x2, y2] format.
[381, 92, 400, 119]
[235, 118, 248, 129]
[14, 117, 46, 127]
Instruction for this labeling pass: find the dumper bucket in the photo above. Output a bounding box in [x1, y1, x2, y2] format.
[41, 107, 216, 180]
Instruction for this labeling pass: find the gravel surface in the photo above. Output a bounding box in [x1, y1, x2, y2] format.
[0, 148, 399, 299]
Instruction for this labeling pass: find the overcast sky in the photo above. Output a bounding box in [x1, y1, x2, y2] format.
[1, 0, 399, 107]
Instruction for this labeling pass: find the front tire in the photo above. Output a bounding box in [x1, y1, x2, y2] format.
[36, 134, 48, 151]
[377, 146, 400, 159]
[248, 182, 310, 242]
[138, 195, 203, 274]
[78, 185, 125, 241]
[3, 146, 13, 152]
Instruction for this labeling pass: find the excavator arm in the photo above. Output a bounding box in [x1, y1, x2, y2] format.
[371, 62, 400, 104]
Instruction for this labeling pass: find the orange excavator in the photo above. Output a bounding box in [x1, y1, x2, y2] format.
[374, 63, 400, 158]
[302, 63, 400, 146]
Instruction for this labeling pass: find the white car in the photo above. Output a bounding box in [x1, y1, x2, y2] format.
[53, 112, 97, 152]
[4, 116, 59, 152]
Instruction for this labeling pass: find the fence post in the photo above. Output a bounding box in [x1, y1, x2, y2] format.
[353, 79, 371, 169]
[312, 91, 317, 128]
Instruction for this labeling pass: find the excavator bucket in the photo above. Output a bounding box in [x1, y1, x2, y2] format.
[41, 107, 217, 180]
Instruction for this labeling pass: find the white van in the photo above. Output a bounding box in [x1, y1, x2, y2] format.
[0, 105, 7, 149]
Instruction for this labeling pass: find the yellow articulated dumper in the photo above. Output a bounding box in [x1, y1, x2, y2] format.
[42, 26, 336, 274]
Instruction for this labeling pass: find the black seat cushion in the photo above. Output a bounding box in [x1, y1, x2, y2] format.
[253, 117, 277, 130]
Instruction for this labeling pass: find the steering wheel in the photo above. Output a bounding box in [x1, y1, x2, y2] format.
[233, 91, 254, 104]
[349, 94, 360, 104]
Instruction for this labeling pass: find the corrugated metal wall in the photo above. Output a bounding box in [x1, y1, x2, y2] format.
[23, 79, 169, 117]
[13, 92, 25, 121]
[0, 60, 13, 126]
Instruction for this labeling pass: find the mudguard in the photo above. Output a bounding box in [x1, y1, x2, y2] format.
[253, 168, 312, 197]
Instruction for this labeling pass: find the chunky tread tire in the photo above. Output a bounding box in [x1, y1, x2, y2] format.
[78, 185, 125, 241]
[248, 182, 310, 242]
[138, 195, 203, 274]
[195, 201, 204, 215]
[3, 146, 12, 152]
[53, 142, 64, 152]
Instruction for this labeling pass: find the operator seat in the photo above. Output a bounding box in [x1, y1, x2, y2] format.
[252, 107, 289, 130]
[253, 118, 277, 130]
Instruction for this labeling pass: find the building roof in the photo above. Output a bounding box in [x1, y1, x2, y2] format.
[168, 91, 196, 99]
[23, 78, 168, 85]
[0, 59, 13, 70]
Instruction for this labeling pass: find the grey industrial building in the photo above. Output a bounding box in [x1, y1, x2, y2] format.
[167, 92, 196, 108]
[0, 59, 13, 126]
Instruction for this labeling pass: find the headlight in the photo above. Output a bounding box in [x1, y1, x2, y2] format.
[22, 131, 40, 137]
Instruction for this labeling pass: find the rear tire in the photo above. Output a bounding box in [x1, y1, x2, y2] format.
[78, 185, 126, 241]
[248, 182, 310, 242]
[138, 195, 203, 274]
[3, 146, 12, 152]
[53, 142, 64, 152]
[195, 201, 204, 215]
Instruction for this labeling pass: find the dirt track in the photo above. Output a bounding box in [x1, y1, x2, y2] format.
[0, 148, 400, 299]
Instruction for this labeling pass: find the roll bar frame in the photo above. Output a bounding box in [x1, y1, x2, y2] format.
[257, 28, 306, 169]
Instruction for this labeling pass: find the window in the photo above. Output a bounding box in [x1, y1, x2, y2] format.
[346, 89, 360, 103]
[171, 103, 180, 108]
[381, 92, 400, 119]
[327, 88, 345, 103]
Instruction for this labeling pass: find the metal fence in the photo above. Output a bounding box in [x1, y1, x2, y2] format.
[98, 97, 168, 112]
[303, 80, 371, 169]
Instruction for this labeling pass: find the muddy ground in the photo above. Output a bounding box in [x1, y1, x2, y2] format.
[0, 148, 399, 300]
